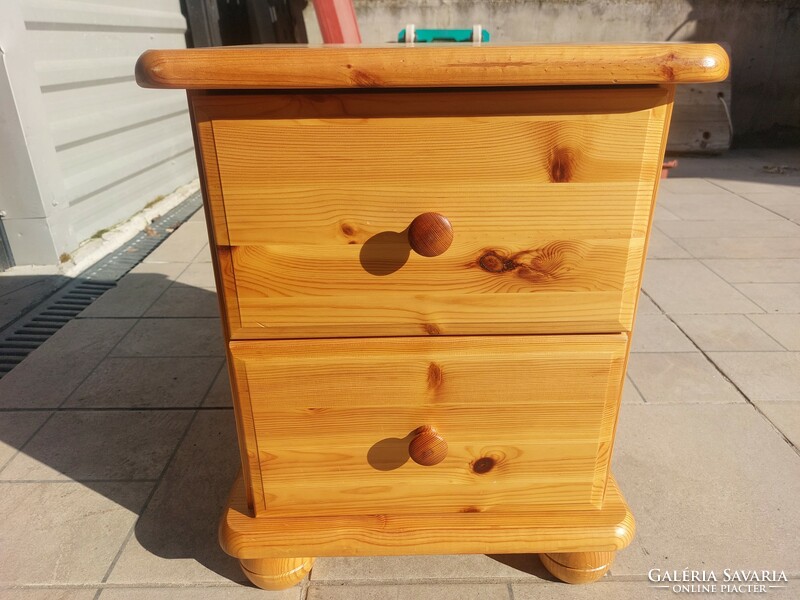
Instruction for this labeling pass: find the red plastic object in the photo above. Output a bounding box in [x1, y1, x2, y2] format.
[312, 0, 362, 43]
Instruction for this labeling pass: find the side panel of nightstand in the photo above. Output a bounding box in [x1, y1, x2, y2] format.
[189, 92, 264, 513]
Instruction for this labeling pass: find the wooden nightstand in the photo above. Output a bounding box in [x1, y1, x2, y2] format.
[136, 44, 729, 589]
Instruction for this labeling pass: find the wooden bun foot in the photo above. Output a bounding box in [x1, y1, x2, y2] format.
[239, 557, 315, 590]
[540, 551, 615, 584]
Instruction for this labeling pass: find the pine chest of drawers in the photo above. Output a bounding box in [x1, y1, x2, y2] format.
[136, 43, 728, 589]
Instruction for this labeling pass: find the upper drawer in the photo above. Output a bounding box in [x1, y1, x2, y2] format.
[193, 87, 671, 339]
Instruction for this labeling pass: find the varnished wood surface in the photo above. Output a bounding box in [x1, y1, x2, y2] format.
[230, 334, 626, 516]
[540, 551, 616, 584]
[239, 557, 315, 590]
[137, 43, 729, 89]
[219, 471, 635, 558]
[192, 87, 667, 338]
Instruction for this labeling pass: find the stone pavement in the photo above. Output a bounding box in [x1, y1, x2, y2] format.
[0, 149, 798, 599]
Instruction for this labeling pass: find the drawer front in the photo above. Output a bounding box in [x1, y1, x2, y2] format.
[229, 334, 627, 517]
[193, 87, 670, 339]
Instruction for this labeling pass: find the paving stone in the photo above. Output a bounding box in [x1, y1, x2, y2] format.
[0, 481, 151, 583]
[709, 177, 800, 195]
[0, 319, 134, 409]
[622, 376, 644, 404]
[612, 404, 800, 576]
[107, 411, 243, 585]
[626, 353, 744, 404]
[704, 259, 800, 283]
[657, 193, 777, 221]
[144, 221, 209, 263]
[99, 587, 296, 599]
[658, 178, 727, 195]
[112, 318, 224, 357]
[311, 555, 532, 582]
[642, 260, 761, 315]
[194, 244, 213, 262]
[645, 228, 690, 259]
[176, 261, 217, 289]
[307, 583, 510, 600]
[747, 314, 800, 350]
[636, 293, 660, 315]
[202, 366, 232, 407]
[652, 204, 680, 222]
[754, 401, 800, 449]
[513, 581, 689, 599]
[709, 352, 800, 401]
[735, 283, 800, 313]
[0, 411, 50, 471]
[677, 236, 800, 259]
[0, 410, 192, 481]
[743, 190, 800, 221]
[144, 287, 221, 318]
[64, 357, 224, 408]
[0, 589, 98, 599]
[657, 219, 800, 239]
[670, 314, 783, 352]
[79, 263, 186, 318]
[630, 314, 696, 352]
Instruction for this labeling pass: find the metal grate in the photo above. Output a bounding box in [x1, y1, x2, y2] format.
[0, 192, 203, 377]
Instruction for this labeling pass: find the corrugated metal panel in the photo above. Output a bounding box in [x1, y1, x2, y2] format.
[20, 0, 196, 254]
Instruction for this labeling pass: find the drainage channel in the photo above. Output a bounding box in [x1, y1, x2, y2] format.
[0, 192, 203, 378]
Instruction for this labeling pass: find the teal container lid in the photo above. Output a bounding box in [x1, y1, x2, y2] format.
[398, 28, 491, 43]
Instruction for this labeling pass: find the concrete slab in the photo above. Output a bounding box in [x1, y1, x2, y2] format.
[512, 581, 690, 599]
[144, 222, 209, 264]
[0, 411, 50, 471]
[144, 286, 220, 318]
[79, 263, 186, 319]
[111, 318, 224, 358]
[107, 411, 243, 585]
[642, 260, 762, 315]
[0, 410, 192, 481]
[99, 588, 297, 599]
[0, 589, 98, 599]
[311, 555, 534, 583]
[630, 314, 696, 352]
[657, 219, 800, 239]
[63, 356, 224, 408]
[677, 236, 800, 259]
[0, 481, 150, 583]
[747, 314, 800, 350]
[704, 258, 800, 284]
[709, 352, 800, 401]
[622, 376, 644, 404]
[202, 366, 232, 407]
[734, 283, 800, 313]
[626, 353, 744, 404]
[176, 261, 217, 289]
[307, 583, 510, 600]
[0, 318, 135, 409]
[645, 228, 691, 259]
[671, 314, 783, 352]
[657, 193, 778, 221]
[754, 401, 800, 449]
[612, 404, 800, 576]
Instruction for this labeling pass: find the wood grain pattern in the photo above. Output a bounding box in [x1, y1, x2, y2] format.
[136, 44, 729, 90]
[239, 557, 315, 590]
[540, 551, 615, 584]
[191, 88, 668, 338]
[230, 334, 626, 516]
[219, 471, 635, 558]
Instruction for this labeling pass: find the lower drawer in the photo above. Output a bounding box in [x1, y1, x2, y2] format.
[229, 334, 627, 517]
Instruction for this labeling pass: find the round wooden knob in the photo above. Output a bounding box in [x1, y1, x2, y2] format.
[408, 426, 448, 466]
[407, 213, 453, 257]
